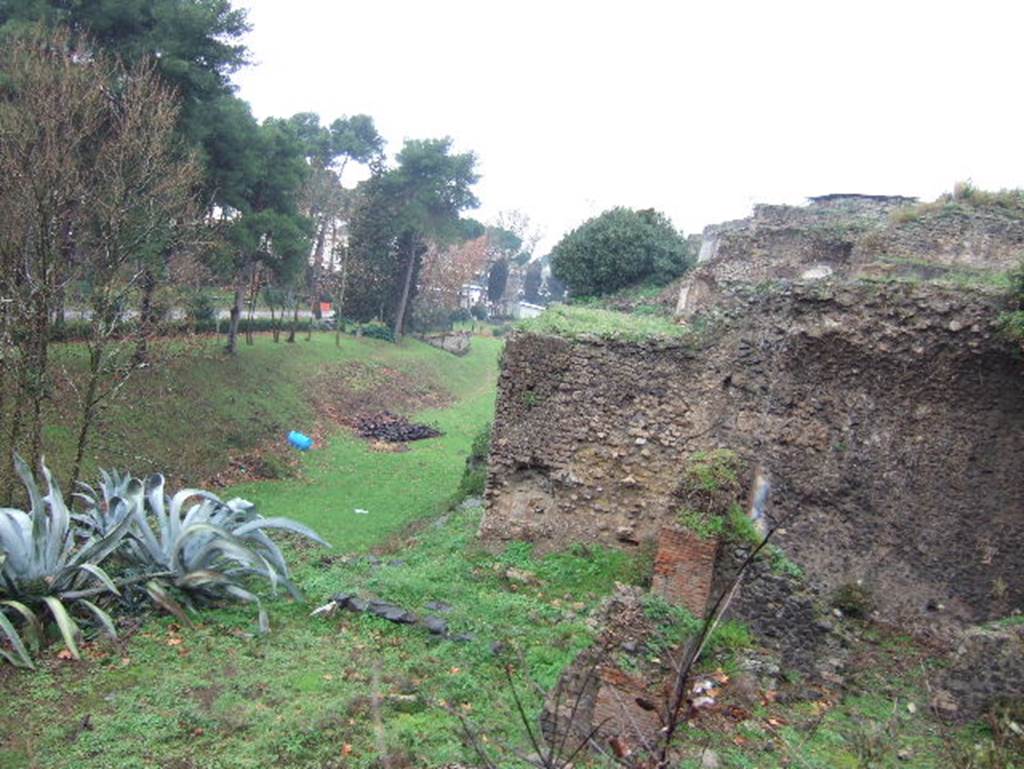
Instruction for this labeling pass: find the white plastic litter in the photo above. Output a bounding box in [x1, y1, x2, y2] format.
[354, 508, 369, 515]
[310, 601, 337, 617]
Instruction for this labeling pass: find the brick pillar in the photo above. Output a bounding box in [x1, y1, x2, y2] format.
[650, 526, 719, 616]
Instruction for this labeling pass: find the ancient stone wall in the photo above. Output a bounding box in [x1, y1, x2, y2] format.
[480, 282, 1024, 632]
[856, 205, 1024, 272]
[416, 330, 471, 356]
[677, 195, 1024, 317]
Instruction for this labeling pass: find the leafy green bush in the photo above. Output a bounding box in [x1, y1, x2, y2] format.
[448, 307, 472, 324]
[410, 302, 453, 333]
[470, 303, 488, 321]
[550, 207, 692, 297]
[350, 320, 395, 342]
[185, 290, 217, 323]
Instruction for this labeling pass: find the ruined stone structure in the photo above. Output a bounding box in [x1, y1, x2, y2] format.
[416, 330, 471, 356]
[483, 193, 1024, 732]
[677, 194, 1024, 317]
[480, 282, 1024, 633]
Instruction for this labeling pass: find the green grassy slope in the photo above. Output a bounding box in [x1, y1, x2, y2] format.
[41, 332, 498, 491]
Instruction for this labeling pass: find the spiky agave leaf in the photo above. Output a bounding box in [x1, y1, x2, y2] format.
[144, 580, 193, 627]
[41, 596, 81, 660]
[2, 600, 43, 653]
[0, 608, 34, 668]
[0, 459, 133, 666]
[78, 600, 118, 640]
[76, 467, 330, 635]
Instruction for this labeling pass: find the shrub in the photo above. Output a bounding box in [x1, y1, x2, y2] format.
[0, 458, 130, 666]
[76, 472, 329, 632]
[449, 307, 472, 325]
[410, 302, 453, 333]
[0, 460, 330, 667]
[470, 303, 488, 321]
[456, 424, 491, 501]
[550, 207, 692, 297]
[185, 290, 217, 324]
[351, 320, 395, 342]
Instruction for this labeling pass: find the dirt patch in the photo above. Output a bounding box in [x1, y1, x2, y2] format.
[207, 444, 301, 488]
[188, 684, 224, 712]
[311, 361, 450, 430]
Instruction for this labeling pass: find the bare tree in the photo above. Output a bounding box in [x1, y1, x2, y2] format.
[0, 28, 201, 494]
[0, 28, 108, 498]
[66, 56, 201, 491]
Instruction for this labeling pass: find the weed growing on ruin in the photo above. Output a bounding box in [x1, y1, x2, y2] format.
[891, 182, 1024, 223]
[521, 389, 541, 408]
[726, 504, 804, 579]
[999, 260, 1024, 348]
[641, 594, 752, 662]
[677, 507, 726, 540]
[455, 423, 491, 501]
[683, 449, 741, 493]
[831, 582, 876, 619]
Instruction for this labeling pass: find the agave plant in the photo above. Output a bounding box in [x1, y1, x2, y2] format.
[71, 468, 136, 539]
[0, 457, 129, 667]
[78, 472, 330, 633]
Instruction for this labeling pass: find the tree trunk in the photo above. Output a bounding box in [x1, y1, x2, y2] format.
[226, 283, 243, 354]
[333, 226, 347, 348]
[245, 268, 260, 346]
[69, 345, 103, 493]
[310, 219, 327, 319]
[53, 284, 66, 333]
[2, 356, 26, 505]
[26, 297, 49, 470]
[133, 267, 157, 364]
[287, 304, 298, 343]
[392, 237, 418, 340]
[270, 302, 279, 342]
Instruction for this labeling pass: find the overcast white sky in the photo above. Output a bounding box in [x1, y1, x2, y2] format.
[232, 0, 1023, 253]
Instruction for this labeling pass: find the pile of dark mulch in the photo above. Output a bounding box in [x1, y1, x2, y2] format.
[356, 411, 442, 443]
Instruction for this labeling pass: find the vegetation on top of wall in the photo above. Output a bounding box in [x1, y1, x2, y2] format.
[640, 594, 752, 664]
[891, 181, 1024, 224]
[860, 256, 1017, 291]
[518, 305, 690, 342]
